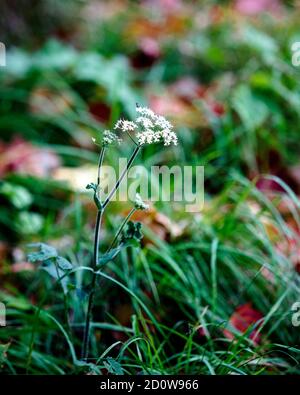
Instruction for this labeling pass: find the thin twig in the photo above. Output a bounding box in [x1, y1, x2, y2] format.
[107, 207, 136, 253]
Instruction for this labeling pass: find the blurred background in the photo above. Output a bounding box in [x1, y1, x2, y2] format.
[1, 0, 300, 375]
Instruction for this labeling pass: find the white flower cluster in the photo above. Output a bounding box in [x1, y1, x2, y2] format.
[114, 119, 137, 133]
[113, 105, 177, 147]
[135, 105, 177, 146]
[134, 193, 149, 211]
[98, 106, 176, 148]
[102, 130, 122, 146]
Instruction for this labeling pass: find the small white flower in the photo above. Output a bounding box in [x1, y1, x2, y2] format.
[105, 105, 177, 147]
[161, 129, 178, 146]
[134, 193, 149, 210]
[155, 115, 173, 130]
[102, 130, 122, 146]
[136, 116, 154, 129]
[114, 119, 137, 132]
[136, 105, 155, 119]
[134, 105, 177, 146]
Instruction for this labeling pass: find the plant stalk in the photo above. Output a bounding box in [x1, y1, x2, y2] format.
[102, 145, 140, 209]
[81, 145, 140, 361]
[107, 207, 136, 253]
[81, 147, 105, 361]
[81, 209, 103, 361]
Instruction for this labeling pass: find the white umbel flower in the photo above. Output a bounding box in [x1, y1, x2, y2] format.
[135, 105, 177, 146]
[102, 130, 122, 146]
[136, 116, 154, 129]
[114, 119, 137, 132]
[104, 105, 177, 147]
[134, 193, 149, 211]
[136, 105, 156, 119]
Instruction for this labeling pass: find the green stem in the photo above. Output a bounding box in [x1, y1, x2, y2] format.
[97, 147, 106, 185]
[81, 145, 140, 361]
[125, 130, 138, 146]
[81, 209, 103, 360]
[107, 207, 136, 253]
[102, 145, 140, 210]
[81, 146, 105, 361]
[54, 261, 71, 337]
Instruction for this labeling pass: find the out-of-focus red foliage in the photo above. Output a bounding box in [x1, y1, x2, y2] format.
[129, 206, 186, 243]
[0, 137, 60, 178]
[235, 0, 281, 15]
[131, 37, 161, 69]
[11, 262, 35, 273]
[148, 77, 225, 128]
[276, 236, 300, 274]
[29, 87, 73, 116]
[88, 101, 111, 123]
[224, 303, 263, 344]
[143, 0, 183, 14]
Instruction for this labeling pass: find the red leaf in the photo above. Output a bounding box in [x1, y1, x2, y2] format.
[224, 303, 263, 344]
[0, 137, 60, 178]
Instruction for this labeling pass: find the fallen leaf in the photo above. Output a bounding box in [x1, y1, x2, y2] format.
[149, 93, 206, 128]
[52, 165, 98, 191]
[29, 87, 73, 116]
[234, 0, 281, 15]
[276, 236, 300, 274]
[0, 137, 60, 178]
[224, 303, 263, 344]
[11, 262, 35, 273]
[130, 206, 186, 243]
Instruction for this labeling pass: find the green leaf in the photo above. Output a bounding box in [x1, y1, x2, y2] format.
[96, 222, 143, 268]
[242, 26, 278, 58]
[0, 182, 33, 209]
[27, 243, 58, 263]
[33, 39, 78, 71]
[232, 85, 269, 131]
[40, 259, 60, 278]
[40, 259, 69, 293]
[15, 212, 43, 235]
[121, 221, 143, 243]
[5, 49, 31, 77]
[98, 247, 122, 266]
[0, 343, 10, 365]
[56, 256, 73, 271]
[123, 238, 140, 248]
[104, 357, 124, 375]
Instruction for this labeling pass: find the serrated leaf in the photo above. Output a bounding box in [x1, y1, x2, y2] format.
[97, 239, 140, 269]
[121, 221, 143, 243]
[56, 256, 73, 271]
[27, 243, 58, 263]
[40, 259, 68, 293]
[104, 357, 124, 375]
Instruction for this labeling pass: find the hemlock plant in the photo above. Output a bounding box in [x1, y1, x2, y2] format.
[27, 105, 177, 362]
